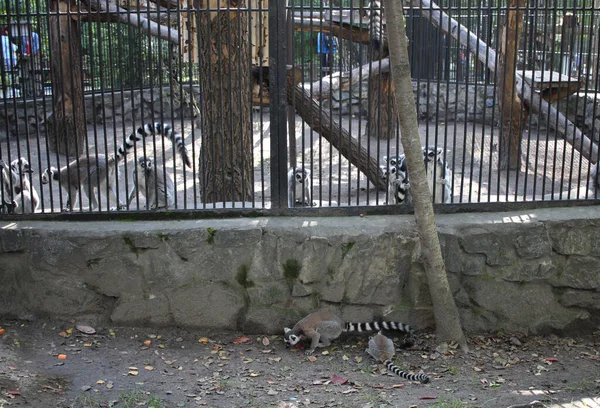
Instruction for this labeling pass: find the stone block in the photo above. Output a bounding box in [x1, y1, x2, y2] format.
[559, 290, 600, 309]
[547, 222, 600, 255]
[463, 277, 590, 333]
[111, 293, 172, 326]
[550, 256, 600, 290]
[167, 284, 245, 329]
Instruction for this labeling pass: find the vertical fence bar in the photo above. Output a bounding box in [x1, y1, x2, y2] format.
[269, 0, 288, 210]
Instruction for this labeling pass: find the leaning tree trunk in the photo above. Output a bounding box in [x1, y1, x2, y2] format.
[498, 0, 528, 170]
[197, 1, 253, 202]
[47, 0, 86, 157]
[383, 0, 468, 349]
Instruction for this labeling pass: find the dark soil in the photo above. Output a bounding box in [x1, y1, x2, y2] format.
[0, 320, 599, 408]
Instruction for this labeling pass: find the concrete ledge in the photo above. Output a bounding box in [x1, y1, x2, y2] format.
[1, 206, 599, 334]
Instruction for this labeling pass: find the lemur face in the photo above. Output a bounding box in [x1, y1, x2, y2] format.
[294, 169, 307, 183]
[11, 158, 33, 175]
[283, 328, 302, 346]
[41, 167, 57, 184]
[423, 146, 443, 163]
[138, 157, 154, 170]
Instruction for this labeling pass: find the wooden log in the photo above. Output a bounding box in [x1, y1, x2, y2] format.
[82, 0, 180, 44]
[411, 0, 598, 164]
[307, 58, 390, 101]
[293, 18, 372, 46]
[287, 78, 388, 191]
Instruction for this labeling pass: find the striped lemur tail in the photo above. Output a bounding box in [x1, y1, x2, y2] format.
[368, 0, 383, 50]
[116, 123, 191, 168]
[345, 320, 415, 347]
[385, 360, 430, 383]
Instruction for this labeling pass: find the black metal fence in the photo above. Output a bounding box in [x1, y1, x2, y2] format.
[0, 0, 599, 218]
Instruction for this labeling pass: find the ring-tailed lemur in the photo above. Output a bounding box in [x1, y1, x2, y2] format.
[127, 157, 175, 210]
[283, 310, 415, 355]
[422, 146, 452, 203]
[366, 331, 430, 383]
[41, 123, 190, 211]
[288, 167, 313, 207]
[366, 1, 384, 50]
[383, 155, 411, 205]
[591, 164, 600, 199]
[9, 157, 39, 214]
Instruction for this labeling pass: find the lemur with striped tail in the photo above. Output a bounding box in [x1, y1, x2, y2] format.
[283, 310, 415, 355]
[366, 331, 430, 383]
[366, 1, 384, 50]
[42, 123, 190, 211]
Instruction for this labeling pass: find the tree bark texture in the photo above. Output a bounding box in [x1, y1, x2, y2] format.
[287, 80, 388, 191]
[367, 70, 397, 140]
[498, 0, 527, 170]
[47, 0, 86, 158]
[382, 0, 468, 348]
[197, 2, 253, 203]
[410, 0, 597, 164]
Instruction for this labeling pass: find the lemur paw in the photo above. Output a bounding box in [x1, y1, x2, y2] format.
[304, 349, 315, 356]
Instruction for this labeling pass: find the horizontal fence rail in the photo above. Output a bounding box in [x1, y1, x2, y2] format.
[0, 0, 598, 218]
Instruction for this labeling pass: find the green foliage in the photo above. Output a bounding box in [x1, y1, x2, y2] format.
[283, 258, 302, 280]
[206, 227, 217, 244]
[236, 264, 255, 288]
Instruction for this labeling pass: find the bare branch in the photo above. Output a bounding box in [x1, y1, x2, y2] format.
[307, 58, 390, 100]
[411, 0, 598, 164]
[82, 0, 180, 44]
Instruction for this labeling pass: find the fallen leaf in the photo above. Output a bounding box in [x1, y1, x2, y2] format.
[128, 366, 138, 370]
[321, 350, 330, 356]
[473, 366, 482, 372]
[75, 325, 96, 335]
[96, 380, 105, 385]
[419, 396, 437, 400]
[262, 337, 270, 346]
[391, 384, 405, 389]
[6, 391, 21, 396]
[144, 366, 154, 371]
[307, 356, 318, 362]
[128, 371, 139, 376]
[58, 331, 70, 338]
[342, 388, 358, 394]
[143, 340, 152, 346]
[545, 357, 559, 362]
[198, 337, 209, 344]
[232, 336, 251, 344]
[331, 374, 348, 385]
[249, 372, 260, 377]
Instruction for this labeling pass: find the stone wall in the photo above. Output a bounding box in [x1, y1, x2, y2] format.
[1, 206, 599, 335]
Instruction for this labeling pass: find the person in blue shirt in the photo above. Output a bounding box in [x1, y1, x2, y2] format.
[317, 32, 337, 77]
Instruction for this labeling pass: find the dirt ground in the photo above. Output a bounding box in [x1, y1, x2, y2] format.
[0, 320, 598, 408]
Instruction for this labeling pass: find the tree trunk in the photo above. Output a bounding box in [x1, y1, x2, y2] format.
[382, 0, 468, 348]
[367, 70, 397, 140]
[197, 1, 253, 203]
[498, 0, 527, 170]
[47, 0, 86, 158]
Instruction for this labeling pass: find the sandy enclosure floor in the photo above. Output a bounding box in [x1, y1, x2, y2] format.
[0, 320, 599, 407]
[1, 112, 596, 213]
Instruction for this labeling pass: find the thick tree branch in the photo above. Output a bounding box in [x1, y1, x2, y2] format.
[411, 0, 598, 164]
[82, 0, 180, 43]
[293, 19, 372, 45]
[307, 58, 390, 101]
